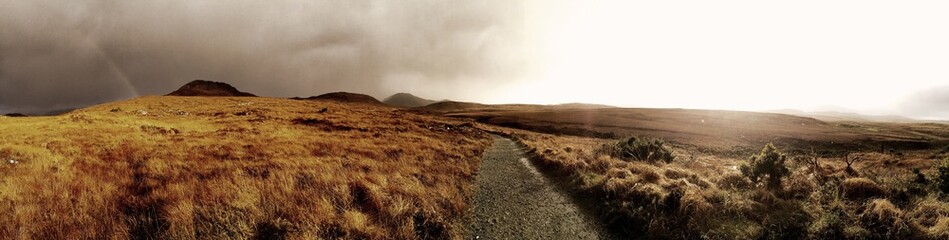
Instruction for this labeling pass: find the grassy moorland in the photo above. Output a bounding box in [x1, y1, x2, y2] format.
[480, 122, 949, 239]
[0, 96, 489, 239]
[432, 105, 948, 153]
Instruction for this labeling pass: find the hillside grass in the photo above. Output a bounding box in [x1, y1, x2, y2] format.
[481, 124, 949, 239]
[0, 96, 490, 239]
[446, 107, 949, 152]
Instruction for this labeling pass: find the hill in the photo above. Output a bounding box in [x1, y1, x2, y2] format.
[39, 108, 78, 116]
[0, 96, 490, 239]
[766, 109, 930, 123]
[296, 92, 383, 105]
[415, 101, 490, 112]
[166, 80, 256, 97]
[551, 103, 616, 109]
[426, 103, 949, 152]
[383, 93, 437, 108]
[417, 101, 615, 113]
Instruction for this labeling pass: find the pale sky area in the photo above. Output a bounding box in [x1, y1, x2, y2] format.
[1, 0, 947, 119]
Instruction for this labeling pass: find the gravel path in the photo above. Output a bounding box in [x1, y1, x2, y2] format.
[466, 135, 614, 239]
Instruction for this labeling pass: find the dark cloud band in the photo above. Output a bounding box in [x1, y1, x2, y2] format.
[0, 0, 529, 114]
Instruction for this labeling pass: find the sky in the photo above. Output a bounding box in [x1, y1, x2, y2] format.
[1, 0, 947, 120]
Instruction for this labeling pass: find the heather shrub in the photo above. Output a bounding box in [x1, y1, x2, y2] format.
[808, 199, 849, 239]
[740, 143, 790, 190]
[936, 157, 949, 194]
[598, 136, 675, 163]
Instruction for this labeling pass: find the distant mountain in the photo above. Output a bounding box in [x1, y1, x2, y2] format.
[383, 93, 437, 108]
[414, 101, 489, 112]
[550, 103, 616, 109]
[766, 109, 930, 123]
[415, 100, 617, 113]
[295, 92, 383, 105]
[416, 101, 617, 113]
[167, 80, 256, 97]
[0, 108, 76, 117]
[40, 108, 77, 116]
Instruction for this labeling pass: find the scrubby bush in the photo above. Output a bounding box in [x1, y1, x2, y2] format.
[740, 143, 790, 190]
[861, 199, 912, 238]
[912, 168, 927, 184]
[936, 157, 949, 194]
[598, 136, 675, 163]
[808, 199, 849, 239]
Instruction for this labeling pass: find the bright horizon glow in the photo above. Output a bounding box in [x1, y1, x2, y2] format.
[488, 0, 949, 119]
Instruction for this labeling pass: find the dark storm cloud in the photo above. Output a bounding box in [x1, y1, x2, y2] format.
[0, 0, 531, 114]
[899, 86, 949, 120]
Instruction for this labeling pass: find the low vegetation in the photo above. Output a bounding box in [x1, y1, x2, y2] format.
[482, 124, 949, 239]
[740, 143, 790, 190]
[597, 137, 675, 163]
[937, 157, 949, 194]
[0, 96, 490, 239]
[444, 106, 949, 153]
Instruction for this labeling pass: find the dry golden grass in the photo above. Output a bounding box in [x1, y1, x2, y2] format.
[480, 123, 949, 239]
[843, 178, 887, 200]
[0, 96, 490, 239]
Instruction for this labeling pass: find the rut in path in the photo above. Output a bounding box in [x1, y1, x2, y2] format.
[466, 135, 614, 239]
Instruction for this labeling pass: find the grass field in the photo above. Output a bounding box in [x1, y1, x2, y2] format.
[431, 105, 949, 154]
[3, 95, 947, 239]
[0, 96, 490, 239]
[478, 122, 949, 239]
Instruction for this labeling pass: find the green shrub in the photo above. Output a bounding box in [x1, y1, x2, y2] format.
[740, 143, 790, 190]
[936, 157, 949, 194]
[808, 199, 848, 239]
[599, 137, 676, 163]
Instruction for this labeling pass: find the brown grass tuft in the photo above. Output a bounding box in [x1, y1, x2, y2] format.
[628, 163, 663, 184]
[862, 199, 911, 238]
[908, 196, 949, 231]
[716, 173, 752, 190]
[843, 178, 887, 200]
[928, 217, 949, 239]
[783, 170, 817, 199]
[677, 187, 712, 216]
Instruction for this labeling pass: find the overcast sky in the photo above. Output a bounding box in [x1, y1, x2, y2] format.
[1, 1, 947, 119]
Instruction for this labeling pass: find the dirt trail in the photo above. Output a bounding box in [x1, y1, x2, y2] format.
[466, 135, 614, 239]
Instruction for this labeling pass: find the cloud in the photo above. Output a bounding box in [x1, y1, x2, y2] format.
[0, 0, 531, 113]
[899, 86, 949, 120]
